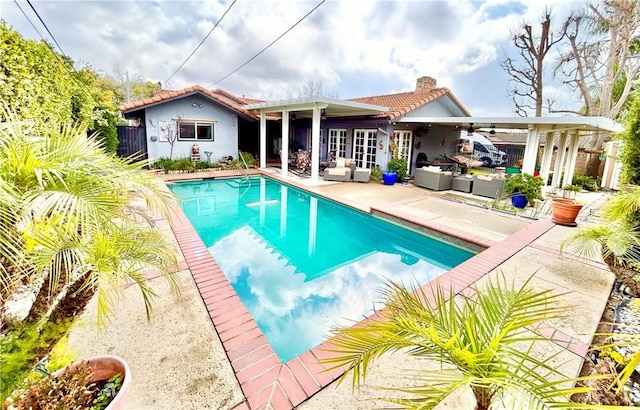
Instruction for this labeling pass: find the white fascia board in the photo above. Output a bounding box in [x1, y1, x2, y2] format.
[395, 116, 623, 132]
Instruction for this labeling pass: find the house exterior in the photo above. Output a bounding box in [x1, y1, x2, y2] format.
[120, 86, 260, 163]
[118, 77, 473, 176]
[246, 76, 471, 177]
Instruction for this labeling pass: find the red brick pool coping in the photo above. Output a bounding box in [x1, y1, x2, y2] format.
[167, 172, 592, 409]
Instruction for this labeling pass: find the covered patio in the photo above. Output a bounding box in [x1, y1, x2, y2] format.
[397, 116, 623, 189]
[246, 97, 387, 183]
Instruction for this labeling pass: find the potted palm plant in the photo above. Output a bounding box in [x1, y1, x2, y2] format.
[503, 173, 544, 208]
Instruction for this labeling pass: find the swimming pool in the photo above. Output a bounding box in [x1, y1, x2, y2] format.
[169, 176, 475, 362]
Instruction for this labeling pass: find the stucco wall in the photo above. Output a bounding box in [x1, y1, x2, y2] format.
[144, 95, 239, 163]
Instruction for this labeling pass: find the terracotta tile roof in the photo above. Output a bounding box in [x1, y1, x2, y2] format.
[120, 85, 258, 120]
[210, 88, 264, 106]
[349, 88, 471, 120]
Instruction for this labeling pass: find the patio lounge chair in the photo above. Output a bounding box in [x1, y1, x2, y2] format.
[442, 153, 484, 174]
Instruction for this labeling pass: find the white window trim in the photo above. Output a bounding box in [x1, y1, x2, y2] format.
[328, 128, 347, 158]
[352, 129, 377, 169]
[177, 119, 216, 141]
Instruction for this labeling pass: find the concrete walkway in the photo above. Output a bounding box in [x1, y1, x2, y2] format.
[66, 170, 615, 409]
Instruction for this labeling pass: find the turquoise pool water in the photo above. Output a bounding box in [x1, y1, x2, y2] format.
[169, 176, 474, 362]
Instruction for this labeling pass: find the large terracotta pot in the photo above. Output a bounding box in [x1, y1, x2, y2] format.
[551, 198, 583, 227]
[57, 356, 131, 410]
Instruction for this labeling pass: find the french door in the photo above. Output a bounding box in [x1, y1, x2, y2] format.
[327, 129, 347, 158]
[352, 129, 377, 169]
[394, 130, 413, 171]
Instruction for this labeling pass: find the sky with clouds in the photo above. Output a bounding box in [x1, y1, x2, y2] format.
[1, 0, 587, 116]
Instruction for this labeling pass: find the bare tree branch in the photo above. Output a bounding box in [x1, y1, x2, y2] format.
[501, 8, 566, 116]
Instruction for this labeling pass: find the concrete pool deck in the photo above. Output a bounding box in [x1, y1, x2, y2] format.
[66, 169, 615, 409]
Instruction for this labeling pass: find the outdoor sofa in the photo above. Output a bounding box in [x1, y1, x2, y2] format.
[413, 167, 453, 191]
[471, 175, 506, 198]
[323, 157, 356, 182]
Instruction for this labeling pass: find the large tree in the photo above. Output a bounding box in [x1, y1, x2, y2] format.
[110, 66, 159, 105]
[296, 80, 339, 99]
[501, 9, 566, 116]
[555, 0, 640, 175]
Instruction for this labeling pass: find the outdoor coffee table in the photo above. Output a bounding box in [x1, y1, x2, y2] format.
[452, 175, 473, 193]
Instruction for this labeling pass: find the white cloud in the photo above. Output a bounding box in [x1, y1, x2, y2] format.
[209, 225, 447, 361]
[2, 0, 586, 115]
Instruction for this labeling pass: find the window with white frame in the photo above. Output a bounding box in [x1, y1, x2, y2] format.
[178, 120, 215, 141]
[328, 129, 347, 158]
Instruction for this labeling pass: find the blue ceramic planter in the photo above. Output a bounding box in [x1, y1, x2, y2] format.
[511, 193, 528, 209]
[382, 171, 397, 185]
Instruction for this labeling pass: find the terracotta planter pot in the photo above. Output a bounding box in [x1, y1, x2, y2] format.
[551, 198, 583, 227]
[57, 356, 131, 410]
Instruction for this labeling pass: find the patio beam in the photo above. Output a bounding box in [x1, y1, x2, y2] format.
[310, 106, 321, 183]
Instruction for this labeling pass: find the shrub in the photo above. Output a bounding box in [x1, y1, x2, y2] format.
[386, 157, 408, 181]
[370, 167, 382, 182]
[572, 173, 599, 191]
[150, 157, 174, 171]
[504, 173, 544, 203]
[195, 161, 212, 170]
[620, 96, 640, 185]
[238, 151, 257, 167]
[173, 157, 194, 171]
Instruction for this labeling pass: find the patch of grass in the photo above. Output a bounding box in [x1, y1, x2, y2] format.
[469, 168, 496, 176]
[0, 319, 73, 402]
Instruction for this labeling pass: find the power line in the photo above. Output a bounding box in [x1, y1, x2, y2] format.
[25, 0, 68, 57]
[12, 0, 75, 78]
[206, 0, 326, 89]
[164, 0, 237, 86]
[12, 0, 100, 107]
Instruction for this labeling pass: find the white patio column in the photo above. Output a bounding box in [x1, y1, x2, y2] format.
[562, 132, 580, 188]
[521, 125, 540, 175]
[539, 131, 555, 186]
[310, 106, 321, 183]
[259, 111, 267, 169]
[281, 110, 289, 177]
[551, 131, 568, 189]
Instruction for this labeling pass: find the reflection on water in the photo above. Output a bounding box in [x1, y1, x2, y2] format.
[170, 177, 474, 362]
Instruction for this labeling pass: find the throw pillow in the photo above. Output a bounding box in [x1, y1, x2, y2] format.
[336, 158, 346, 168]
